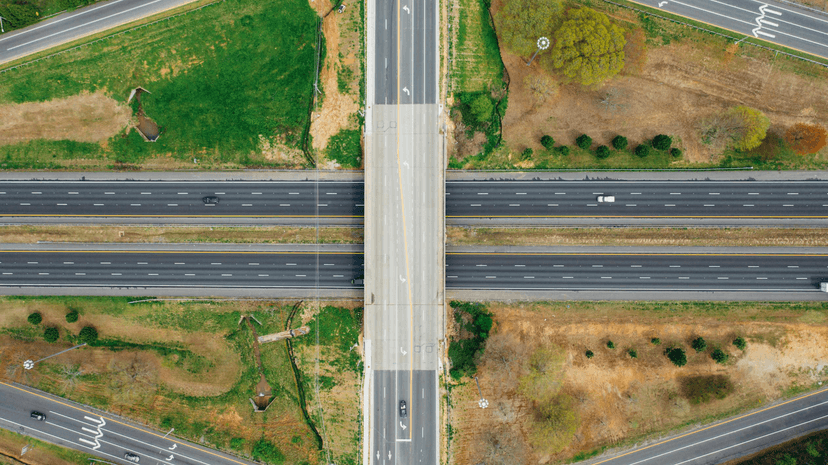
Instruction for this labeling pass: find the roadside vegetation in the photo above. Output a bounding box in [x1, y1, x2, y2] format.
[447, 301, 493, 380]
[0, 297, 361, 464]
[448, 0, 828, 170]
[0, 0, 319, 170]
[730, 428, 828, 465]
[0, 225, 362, 244]
[0, 426, 95, 464]
[0, 0, 104, 33]
[446, 227, 828, 248]
[448, 300, 828, 464]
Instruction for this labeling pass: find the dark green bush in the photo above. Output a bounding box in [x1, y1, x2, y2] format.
[595, 145, 610, 159]
[78, 326, 98, 344]
[521, 147, 534, 160]
[670, 147, 682, 158]
[711, 349, 729, 364]
[680, 374, 734, 404]
[43, 327, 60, 343]
[666, 347, 687, 367]
[558, 145, 570, 156]
[634, 144, 650, 158]
[251, 439, 285, 464]
[651, 337, 661, 345]
[733, 336, 747, 351]
[447, 302, 494, 378]
[576, 134, 593, 150]
[585, 350, 594, 359]
[652, 134, 672, 151]
[606, 340, 615, 349]
[612, 135, 628, 150]
[541, 135, 555, 149]
[229, 437, 246, 450]
[28, 312, 42, 325]
[65, 310, 79, 323]
[628, 348, 637, 359]
[691, 337, 707, 353]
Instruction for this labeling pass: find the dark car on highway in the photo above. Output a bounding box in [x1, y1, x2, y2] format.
[399, 400, 407, 418]
[30, 411, 45, 421]
[202, 196, 220, 205]
[124, 452, 140, 462]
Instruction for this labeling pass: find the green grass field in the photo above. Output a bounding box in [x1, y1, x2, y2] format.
[0, 0, 319, 169]
[451, 0, 503, 93]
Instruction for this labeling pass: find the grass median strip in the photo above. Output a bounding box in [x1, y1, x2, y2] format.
[447, 227, 828, 247]
[0, 225, 362, 244]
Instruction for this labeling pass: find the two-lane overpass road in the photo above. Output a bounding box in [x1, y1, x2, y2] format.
[0, 380, 254, 465]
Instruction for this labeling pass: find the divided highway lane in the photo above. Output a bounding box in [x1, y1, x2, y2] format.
[0, 380, 254, 465]
[446, 181, 828, 217]
[0, 250, 362, 289]
[0, 181, 363, 218]
[448, 252, 828, 292]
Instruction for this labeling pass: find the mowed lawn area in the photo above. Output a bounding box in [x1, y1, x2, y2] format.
[0, 0, 319, 170]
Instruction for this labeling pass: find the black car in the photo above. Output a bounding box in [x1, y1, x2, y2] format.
[399, 400, 407, 418]
[30, 411, 45, 421]
[124, 452, 140, 462]
[202, 196, 220, 205]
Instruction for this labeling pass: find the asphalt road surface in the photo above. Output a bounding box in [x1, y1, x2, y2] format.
[0, 181, 363, 218]
[0, 380, 254, 465]
[583, 387, 828, 465]
[365, 0, 442, 461]
[632, 0, 828, 60]
[7, 180, 828, 223]
[0, 0, 197, 64]
[1, 249, 826, 294]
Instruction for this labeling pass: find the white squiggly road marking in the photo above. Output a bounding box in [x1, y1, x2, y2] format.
[78, 416, 105, 450]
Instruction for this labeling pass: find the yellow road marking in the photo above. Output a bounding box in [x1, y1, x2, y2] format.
[591, 386, 828, 464]
[0, 380, 251, 465]
[446, 252, 828, 256]
[0, 250, 362, 255]
[445, 215, 828, 218]
[0, 215, 362, 218]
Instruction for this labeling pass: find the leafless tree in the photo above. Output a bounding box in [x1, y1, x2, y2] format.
[524, 74, 558, 106]
[599, 87, 626, 113]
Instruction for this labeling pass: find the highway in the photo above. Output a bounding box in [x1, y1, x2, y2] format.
[365, 0, 443, 459]
[632, 0, 828, 60]
[0, 247, 826, 294]
[0, 0, 196, 65]
[6, 180, 828, 226]
[582, 387, 828, 465]
[0, 380, 254, 465]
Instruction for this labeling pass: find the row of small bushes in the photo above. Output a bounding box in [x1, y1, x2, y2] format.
[27, 311, 97, 344]
[585, 336, 747, 366]
[536, 133, 683, 160]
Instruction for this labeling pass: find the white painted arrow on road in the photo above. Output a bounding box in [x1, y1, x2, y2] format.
[400, 421, 407, 430]
[658, 1, 667, 6]
[169, 443, 177, 450]
[399, 275, 406, 283]
[167, 455, 175, 461]
[401, 347, 407, 355]
[388, 450, 392, 460]
[402, 87, 410, 96]
[403, 5, 410, 13]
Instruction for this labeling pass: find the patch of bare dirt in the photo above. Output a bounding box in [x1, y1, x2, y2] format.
[258, 135, 306, 167]
[309, 5, 360, 155]
[499, 36, 828, 163]
[0, 91, 131, 145]
[449, 303, 828, 465]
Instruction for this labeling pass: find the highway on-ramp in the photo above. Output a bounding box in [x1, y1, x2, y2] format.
[581, 387, 828, 465]
[0, 380, 254, 465]
[631, 0, 828, 60]
[0, 0, 197, 65]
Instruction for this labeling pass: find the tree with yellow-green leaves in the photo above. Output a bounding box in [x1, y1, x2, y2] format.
[548, 7, 626, 86]
[494, 0, 563, 57]
[699, 106, 770, 152]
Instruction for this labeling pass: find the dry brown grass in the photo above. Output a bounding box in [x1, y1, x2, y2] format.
[447, 227, 828, 247]
[0, 225, 362, 244]
[449, 301, 828, 464]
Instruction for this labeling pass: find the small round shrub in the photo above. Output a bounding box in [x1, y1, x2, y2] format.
[606, 340, 615, 349]
[595, 145, 610, 159]
[78, 326, 98, 345]
[65, 310, 79, 323]
[576, 134, 593, 150]
[541, 135, 555, 149]
[651, 337, 661, 345]
[43, 326, 60, 343]
[670, 147, 682, 158]
[634, 144, 650, 158]
[711, 349, 729, 364]
[27, 312, 42, 325]
[229, 437, 246, 450]
[521, 147, 534, 160]
[585, 350, 594, 359]
[666, 347, 687, 367]
[733, 336, 747, 351]
[558, 145, 570, 156]
[691, 337, 707, 353]
[628, 348, 638, 359]
[612, 135, 628, 150]
[652, 134, 672, 151]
